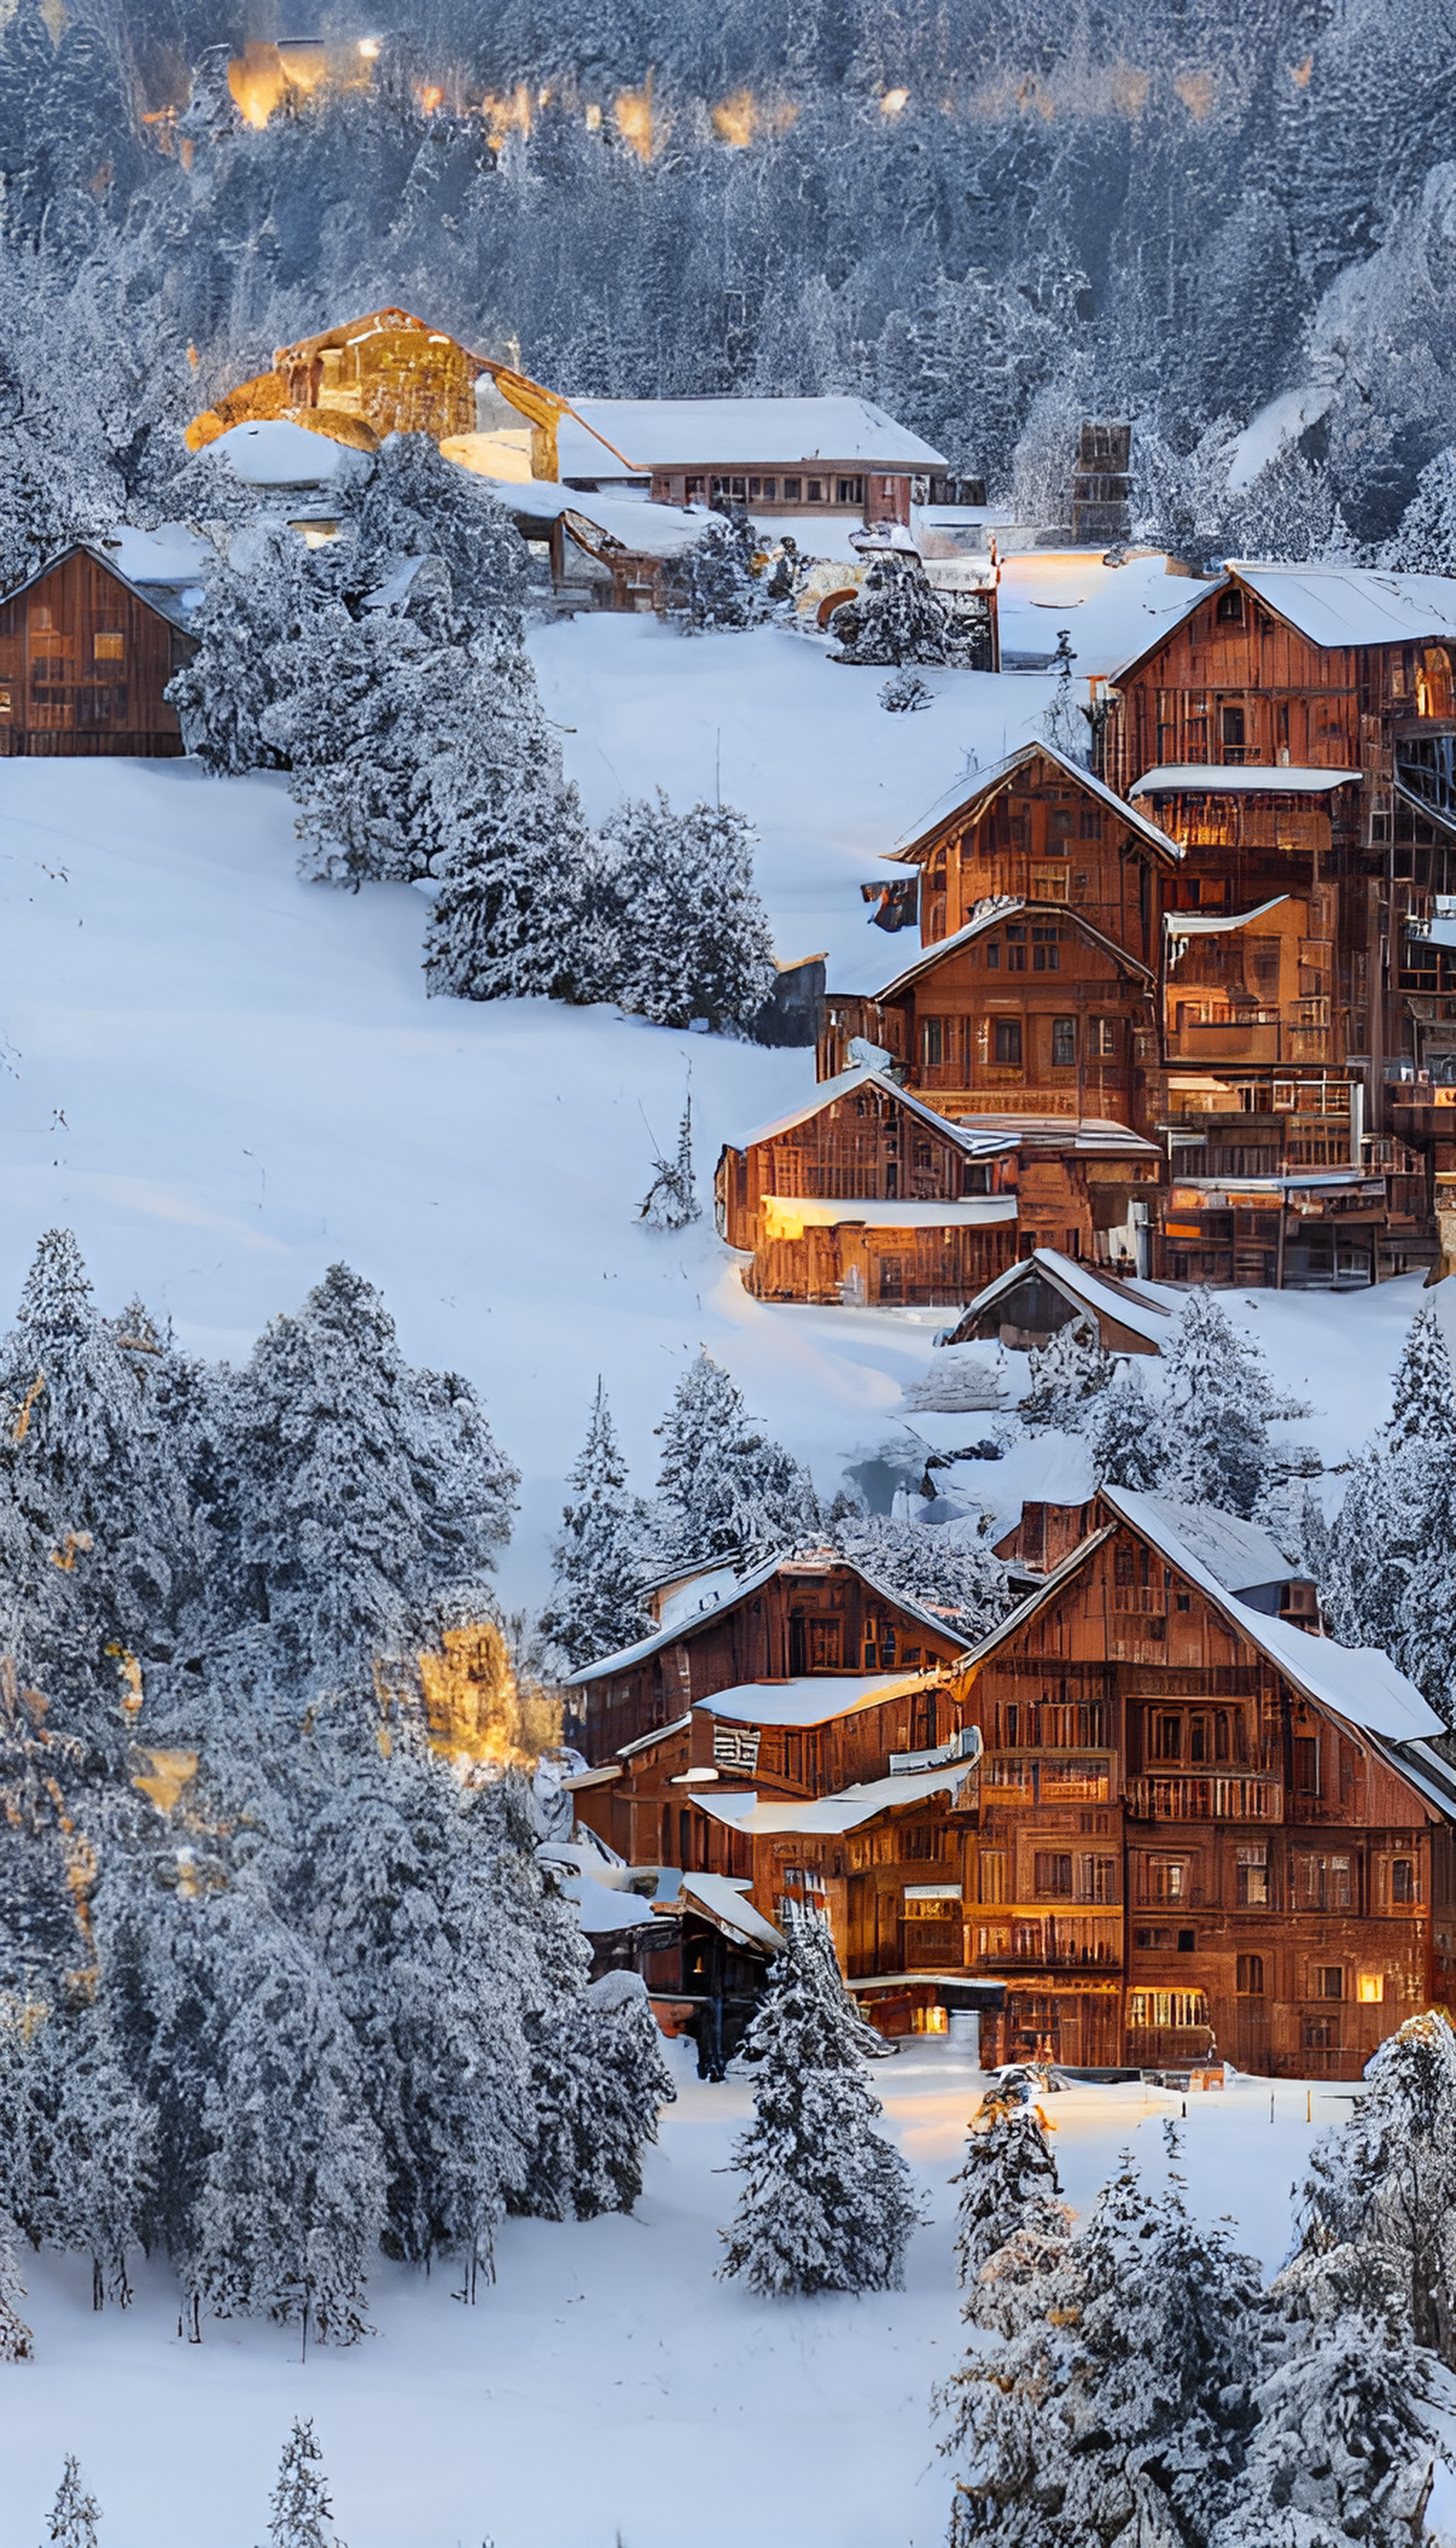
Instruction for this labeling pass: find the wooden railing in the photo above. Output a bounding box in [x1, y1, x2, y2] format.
[1127, 1774, 1281, 1821]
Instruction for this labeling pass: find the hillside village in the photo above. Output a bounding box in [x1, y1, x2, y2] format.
[9, 277, 1456, 2547]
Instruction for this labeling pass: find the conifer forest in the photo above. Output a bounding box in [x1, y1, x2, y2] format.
[7, 0, 1456, 2542]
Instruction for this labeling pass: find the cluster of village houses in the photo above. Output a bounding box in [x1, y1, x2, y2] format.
[9, 306, 1456, 2079]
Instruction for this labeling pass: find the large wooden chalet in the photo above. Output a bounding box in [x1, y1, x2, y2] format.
[563, 1499, 1456, 2075]
[0, 547, 193, 759]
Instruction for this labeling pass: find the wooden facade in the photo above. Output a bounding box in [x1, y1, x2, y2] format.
[714, 1068, 1021, 1305]
[940, 1248, 1172, 1356]
[0, 549, 191, 759]
[564, 1553, 968, 1772]
[187, 307, 487, 454]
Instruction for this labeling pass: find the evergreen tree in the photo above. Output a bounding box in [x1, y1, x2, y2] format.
[260, 2419, 343, 2548]
[1040, 632, 1087, 761]
[830, 550, 948, 666]
[1084, 1363, 1168, 1492]
[1318, 1303, 1456, 1715]
[539, 1383, 652, 1674]
[165, 520, 328, 776]
[1290, 2009, 1456, 2365]
[43, 2460, 100, 2548]
[1214, 2296, 1435, 2547]
[0, 2208, 32, 2361]
[422, 749, 606, 1006]
[669, 512, 765, 630]
[223, 1263, 518, 1696]
[601, 793, 776, 1035]
[719, 1915, 918, 2296]
[1157, 1291, 1305, 1519]
[824, 1511, 1009, 1644]
[1017, 1322, 1115, 1433]
[639, 1096, 702, 1230]
[951, 2078, 1066, 2299]
[1382, 446, 1456, 572]
[879, 670, 933, 712]
[332, 433, 528, 621]
[31, 2003, 154, 2310]
[651, 1351, 818, 1569]
[521, 1967, 676, 2222]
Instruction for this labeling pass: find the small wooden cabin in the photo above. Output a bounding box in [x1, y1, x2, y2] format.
[564, 1550, 970, 1775]
[187, 308, 487, 453]
[946, 1484, 1455, 2078]
[938, 1245, 1173, 1355]
[881, 741, 1182, 968]
[819, 901, 1160, 1136]
[0, 547, 192, 758]
[715, 1064, 1020, 1306]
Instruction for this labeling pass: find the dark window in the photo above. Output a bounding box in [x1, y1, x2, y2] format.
[985, 940, 1000, 969]
[1392, 1858, 1416, 1904]
[1034, 1853, 1074, 1897]
[1312, 1966, 1344, 2000]
[837, 477, 864, 505]
[806, 478, 823, 503]
[993, 1018, 1023, 1066]
[1032, 937, 1060, 972]
[1236, 1954, 1264, 1995]
[782, 476, 801, 500]
[1152, 1713, 1182, 1761]
[922, 1017, 944, 1066]
[1221, 704, 1246, 747]
[1293, 1737, 1321, 1794]
[1177, 1929, 1196, 1953]
[1088, 1018, 1118, 1056]
[1216, 587, 1246, 623]
[1051, 1017, 1076, 1066]
[1174, 1591, 1192, 1612]
[1078, 808, 1103, 839]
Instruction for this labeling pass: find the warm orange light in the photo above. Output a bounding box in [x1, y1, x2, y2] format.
[712, 88, 757, 146]
[614, 70, 658, 160]
[880, 86, 909, 114]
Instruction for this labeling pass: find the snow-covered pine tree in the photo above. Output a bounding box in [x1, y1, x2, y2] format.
[43, 2459, 100, 2548]
[1156, 1290, 1306, 1517]
[31, 2002, 154, 2310]
[331, 431, 528, 625]
[830, 551, 948, 666]
[0, 427, 72, 596]
[1317, 1302, 1456, 1713]
[165, 519, 328, 775]
[823, 1511, 1010, 1644]
[1290, 2008, 1456, 2364]
[1382, 447, 1456, 574]
[651, 1351, 818, 1569]
[223, 1263, 518, 1698]
[184, 1907, 385, 2348]
[1083, 1362, 1167, 1491]
[261, 2419, 343, 2548]
[639, 1096, 701, 1229]
[0, 2208, 32, 2360]
[669, 511, 765, 630]
[1017, 1320, 1115, 1432]
[522, 1964, 676, 2222]
[1040, 631, 1088, 761]
[951, 2078, 1065, 2296]
[1213, 2292, 1435, 2547]
[602, 793, 776, 1035]
[719, 1914, 918, 2296]
[538, 1383, 652, 1674]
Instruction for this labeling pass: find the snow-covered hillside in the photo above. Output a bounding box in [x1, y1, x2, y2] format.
[0, 619, 1427, 1610]
[0, 2043, 1371, 2548]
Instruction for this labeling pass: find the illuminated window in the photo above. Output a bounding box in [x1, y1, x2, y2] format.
[93, 632, 124, 660]
[1236, 1846, 1269, 1907]
[1357, 1973, 1384, 2003]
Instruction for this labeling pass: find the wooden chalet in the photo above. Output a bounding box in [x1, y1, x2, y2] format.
[1101, 560, 1456, 1207]
[879, 740, 1183, 970]
[948, 1484, 1455, 2077]
[0, 547, 192, 759]
[554, 395, 948, 528]
[562, 1550, 972, 1848]
[714, 1064, 1020, 1306]
[938, 1246, 1174, 1356]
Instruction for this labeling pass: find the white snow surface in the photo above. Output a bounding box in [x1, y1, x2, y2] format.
[206, 417, 375, 488]
[0, 2050, 1412, 2548]
[557, 393, 948, 475]
[0, 614, 1434, 1627]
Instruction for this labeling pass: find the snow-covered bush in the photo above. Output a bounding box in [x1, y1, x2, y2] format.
[595, 791, 777, 1035]
[879, 669, 933, 712]
[830, 550, 948, 666]
[719, 1915, 918, 2296]
[667, 511, 766, 630]
[639, 1096, 702, 1230]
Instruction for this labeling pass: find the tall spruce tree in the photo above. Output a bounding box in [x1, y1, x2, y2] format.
[261, 2420, 343, 2548]
[719, 1915, 918, 2296]
[601, 793, 776, 1034]
[651, 1351, 818, 1569]
[1290, 2008, 1456, 2364]
[1319, 1303, 1456, 1717]
[951, 2079, 1066, 2298]
[539, 1384, 651, 1674]
[1156, 1290, 1305, 1518]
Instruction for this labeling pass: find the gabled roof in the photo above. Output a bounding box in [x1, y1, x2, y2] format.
[873, 899, 1155, 1002]
[564, 1548, 966, 1687]
[737, 1063, 1021, 1159]
[556, 395, 947, 477]
[0, 541, 188, 626]
[1098, 1487, 1442, 1745]
[1108, 562, 1456, 687]
[941, 1246, 1173, 1352]
[692, 1755, 979, 1836]
[1105, 1489, 1293, 1596]
[885, 739, 1184, 870]
[692, 1669, 936, 1729]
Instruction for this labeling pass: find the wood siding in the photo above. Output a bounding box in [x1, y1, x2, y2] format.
[898, 747, 1165, 966]
[0, 552, 188, 757]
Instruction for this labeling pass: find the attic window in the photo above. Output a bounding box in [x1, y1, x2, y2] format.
[1216, 587, 1245, 623]
[94, 631, 124, 660]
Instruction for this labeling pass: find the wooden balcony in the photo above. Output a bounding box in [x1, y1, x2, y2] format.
[1127, 1774, 1281, 1821]
[973, 1914, 1122, 1970]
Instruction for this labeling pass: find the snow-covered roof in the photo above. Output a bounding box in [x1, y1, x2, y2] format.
[675, 1871, 784, 1952]
[945, 1117, 1162, 1160]
[1104, 1489, 1294, 1595]
[1098, 1487, 1443, 1744]
[464, 472, 711, 557]
[1130, 764, 1358, 798]
[886, 739, 1184, 870]
[614, 1712, 694, 1759]
[566, 1548, 961, 1688]
[693, 1756, 978, 1836]
[692, 1670, 936, 1730]
[557, 1871, 663, 1934]
[1165, 897, 1292, 945]
[97, 525, 213, 586]
[206, 418, 374, 489]
[872, 900, 1154, 1001]
[761, 1195, 1018, 1233]
[738, 1063, 1020, 1159]
[1228, 563, 1456, 651]
[556, 396, 947, 478]
[942, 1247, 1174, 1351]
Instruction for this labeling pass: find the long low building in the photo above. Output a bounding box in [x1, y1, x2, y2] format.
[555, 394, 948, 528]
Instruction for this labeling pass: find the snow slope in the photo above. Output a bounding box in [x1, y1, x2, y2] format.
[0, 2045, 1376, 2548]
[0, 619, 1428, 1615]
